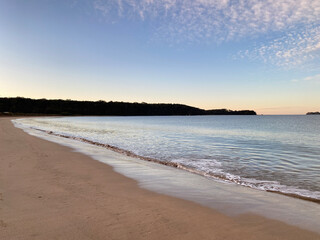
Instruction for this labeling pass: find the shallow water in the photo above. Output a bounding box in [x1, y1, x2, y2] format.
[13, 118, 320, 234]
[14, 115, 320, 201]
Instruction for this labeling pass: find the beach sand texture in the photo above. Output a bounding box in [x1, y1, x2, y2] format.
[0, 117, 319, 240]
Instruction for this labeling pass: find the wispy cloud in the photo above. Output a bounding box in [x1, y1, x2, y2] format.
[93, 0, 320, 40]
[292, 73, 320, 83]
[239, 26, 320, 68]
[92, 0, 320, 68]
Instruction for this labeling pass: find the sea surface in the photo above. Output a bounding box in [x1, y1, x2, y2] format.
[14, 115, 320, 202]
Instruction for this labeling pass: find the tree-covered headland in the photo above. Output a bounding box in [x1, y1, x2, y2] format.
[0, 97, 256, 116]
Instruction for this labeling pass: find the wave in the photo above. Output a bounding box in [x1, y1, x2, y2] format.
[13, 120, 320, 204]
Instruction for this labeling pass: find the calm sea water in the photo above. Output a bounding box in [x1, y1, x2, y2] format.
[15, 115, 320, 201]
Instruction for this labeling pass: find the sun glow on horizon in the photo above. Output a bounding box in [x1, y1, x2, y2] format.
[0, 0, 319, 115]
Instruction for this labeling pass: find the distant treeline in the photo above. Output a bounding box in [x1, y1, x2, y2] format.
[0, 97, 256, 116]
[306, 112, 320, 115]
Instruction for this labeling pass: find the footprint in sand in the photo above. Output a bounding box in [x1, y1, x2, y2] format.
[0, 220, 7, 227]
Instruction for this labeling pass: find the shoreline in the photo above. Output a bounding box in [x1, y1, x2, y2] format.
[25, 125, 320, 204]
[1, 117, 320, 239]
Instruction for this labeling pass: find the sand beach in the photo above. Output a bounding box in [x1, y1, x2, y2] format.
[0, 117, 319, 240]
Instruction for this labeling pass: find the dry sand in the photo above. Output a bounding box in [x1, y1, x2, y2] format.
[0, 117, 319, 240]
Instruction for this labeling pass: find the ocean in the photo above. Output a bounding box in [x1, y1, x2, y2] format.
[12, 115, 320, 233]
[14, 115, 320, 202]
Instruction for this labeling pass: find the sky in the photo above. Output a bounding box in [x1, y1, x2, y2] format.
[0, 0, 320, 114]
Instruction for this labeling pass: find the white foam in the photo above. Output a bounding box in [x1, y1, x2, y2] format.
[13, 118, 320, 202]
[12, 119, 320, 234]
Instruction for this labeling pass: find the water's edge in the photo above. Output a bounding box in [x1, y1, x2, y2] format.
[29, 125, 320, 204]
[11, 119, 320, 234]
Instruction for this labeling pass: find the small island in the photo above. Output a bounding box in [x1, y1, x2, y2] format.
[306, 112, 320, 115]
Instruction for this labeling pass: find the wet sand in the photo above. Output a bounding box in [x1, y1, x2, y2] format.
[0, 117, 319, 240]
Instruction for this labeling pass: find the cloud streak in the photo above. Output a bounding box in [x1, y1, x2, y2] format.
[93, 0, 320, 40]
[240, 26, 320, 68]
[292, 73, 320, 83]
[92, 0, 320, 68]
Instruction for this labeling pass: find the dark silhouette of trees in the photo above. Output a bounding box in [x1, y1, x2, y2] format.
[0, 97, 256, 116]
[205, 109, 257, 115]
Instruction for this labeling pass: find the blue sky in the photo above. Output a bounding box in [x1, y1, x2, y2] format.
[1, 0, 320, 114]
